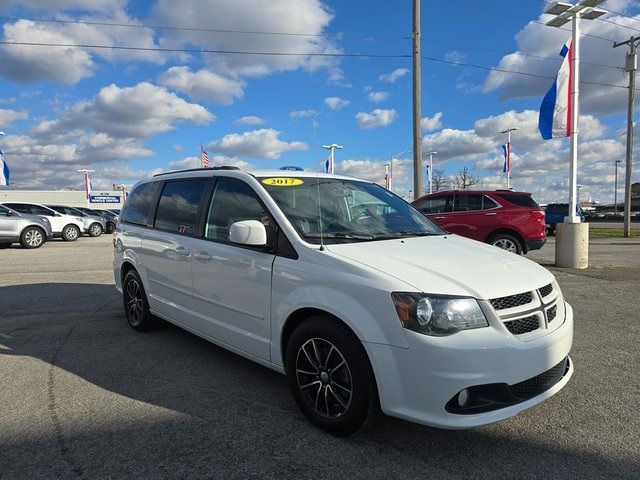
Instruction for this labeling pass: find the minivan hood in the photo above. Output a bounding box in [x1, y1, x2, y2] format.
[327, 234, 553, 300]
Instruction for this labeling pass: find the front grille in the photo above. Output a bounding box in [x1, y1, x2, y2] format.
[490, 291, 533, 311]
[547, 305, 558, 323]
[539, 283, 554, 298]
[510, 357, 568, 399]
[504, 314, 540, 335]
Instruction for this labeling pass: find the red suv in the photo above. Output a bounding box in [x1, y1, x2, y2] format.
[412, 190, 546, 254]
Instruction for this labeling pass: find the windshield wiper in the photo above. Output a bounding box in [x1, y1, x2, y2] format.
[304, 232, 375, 240]
[372, 230, 441, 239]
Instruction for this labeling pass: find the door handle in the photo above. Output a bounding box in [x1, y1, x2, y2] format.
[175, 246, 191, 256]
[484, 212, 497, 216]
[194, 251, 212, 261]
[434, 216, 445, 220]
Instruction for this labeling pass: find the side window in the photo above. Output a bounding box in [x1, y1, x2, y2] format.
[414, 195, 453, 214]
[5, 204, 29, 214]
[31, 205, 54, 216]
[154, 179, 207, 234]
[205, 179, 274, 246]
[454, 194, 483, 212]
[121, 182, 159, 226]
[0, 205, 10, 216]
[482, 196, 499, 210]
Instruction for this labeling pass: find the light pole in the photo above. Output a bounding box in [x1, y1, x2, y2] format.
[545, 0, 605, 223]
[383, 163, 391, 190]
[577, 184, 582, 205]
[389, 148, 412, 193]
[614, 160, 622, 214]
[500, 128, 517, 189]
[426, 151, 437, 194]
[412, 0, 423, 201]
[544, 0, 605, 269]
[322, 144, 342, 175]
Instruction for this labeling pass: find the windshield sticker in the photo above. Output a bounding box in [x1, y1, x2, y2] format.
[261, 177, 304, 186]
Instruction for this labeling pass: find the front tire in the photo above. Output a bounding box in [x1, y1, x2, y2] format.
[123, 270, 158, 332]
[20, 226, 45, 249]
[488, 233, 522, 254]
[61, 224, 80, 241]
[88, 222, 103, 237]
[285, 316, 377, 437]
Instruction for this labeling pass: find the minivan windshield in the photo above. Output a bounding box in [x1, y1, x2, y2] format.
[258, 176, 444, 244]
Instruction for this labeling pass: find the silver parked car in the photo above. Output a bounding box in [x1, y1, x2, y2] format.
[0, 204, 53, 248]
[46, 205, 105, 237]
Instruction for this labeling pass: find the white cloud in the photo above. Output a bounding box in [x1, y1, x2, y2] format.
[158, 66, 244, 105]
[208, 128, 307, 159]
[41, 82, 214, 138]
[368, 90, 389, 103]
[0, 108, 28, 127]
[152, 0, 341, 77]
[233, 115, 266, 126]
[324, 97, 350, 110]
[444, 50, 466, 64]
[356, 108, 397, 129]
[421, 112, 442, 131]
[290, 109, 316, 119]
[379, 67, 409, 83]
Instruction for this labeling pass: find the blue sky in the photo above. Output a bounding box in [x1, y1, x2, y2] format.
[0, 0, 637, 204]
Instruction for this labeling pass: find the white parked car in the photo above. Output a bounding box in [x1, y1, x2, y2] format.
[46, 205, 105, 237]
[2, 202, 85, 241]
[113, 168, 573, 436]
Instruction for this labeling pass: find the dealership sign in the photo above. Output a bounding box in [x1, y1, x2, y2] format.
[89, 193, 121, 204]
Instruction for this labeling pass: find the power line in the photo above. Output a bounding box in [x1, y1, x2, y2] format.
[0, 38, 632, 91]
[0, 15, 411, 40]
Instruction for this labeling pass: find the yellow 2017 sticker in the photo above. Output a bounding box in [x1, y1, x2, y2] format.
[261, 177, 304, 186]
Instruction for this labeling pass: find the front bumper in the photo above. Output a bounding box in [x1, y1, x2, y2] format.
[365, 302, 574, 429]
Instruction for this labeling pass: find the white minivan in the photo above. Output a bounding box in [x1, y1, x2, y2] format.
[113, 168, 573, 436]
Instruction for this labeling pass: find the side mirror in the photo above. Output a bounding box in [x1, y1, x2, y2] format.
[229, 220, 267, 246]
[6, 210, 14, 216]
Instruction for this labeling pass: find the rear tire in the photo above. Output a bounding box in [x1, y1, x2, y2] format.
[285, 316, 377, 437]
[106, 221, 116, 233]
[488, 233, 522, 254]
[20, 226, 45, 249]
[62, 224, 80, 241]
[123, 270, 159, 332]
[88, 222, 103, 237]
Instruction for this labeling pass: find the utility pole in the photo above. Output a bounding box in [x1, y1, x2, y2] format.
[614, 159, 622, 214]
[321, 144, 342, 175]
[412, 0, 423, 201]
[613, 35, 639, 237]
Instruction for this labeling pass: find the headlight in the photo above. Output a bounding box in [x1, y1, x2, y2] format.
[391, 292, 488, 336]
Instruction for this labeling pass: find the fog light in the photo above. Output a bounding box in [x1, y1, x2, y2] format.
[457, 388, 469, 407]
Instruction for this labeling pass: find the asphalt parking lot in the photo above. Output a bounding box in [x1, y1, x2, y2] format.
[1, 236, 639, 479]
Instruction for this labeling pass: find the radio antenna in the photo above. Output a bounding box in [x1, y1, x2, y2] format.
[316, 172, 325, 251]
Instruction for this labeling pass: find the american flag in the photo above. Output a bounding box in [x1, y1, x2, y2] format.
[201, 144, 211, 168]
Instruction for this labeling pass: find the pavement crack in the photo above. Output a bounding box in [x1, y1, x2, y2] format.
[47, 324, 86, 480]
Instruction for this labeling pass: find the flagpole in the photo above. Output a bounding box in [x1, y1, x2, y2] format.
[568, 12, 580, 223]
[507, 130, 511, 190]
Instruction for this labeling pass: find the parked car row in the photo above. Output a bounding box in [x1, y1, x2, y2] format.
[0, 201, 119, 249]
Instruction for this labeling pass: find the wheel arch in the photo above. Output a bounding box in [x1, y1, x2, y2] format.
[486, 228, 526, 252]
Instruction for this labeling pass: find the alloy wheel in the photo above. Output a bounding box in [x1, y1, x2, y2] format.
[125, 279, 144, 326]
[295, 338, 353, 418]
[90, 224, 102, 236]
[493, 238, 517, 253]
[25, 229, 43, 247]
[65, 226, 78, 240]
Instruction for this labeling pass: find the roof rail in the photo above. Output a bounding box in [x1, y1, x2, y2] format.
[153, 166, 240, 177]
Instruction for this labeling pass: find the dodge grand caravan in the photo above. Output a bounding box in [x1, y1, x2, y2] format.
[114, 168, 573, 436]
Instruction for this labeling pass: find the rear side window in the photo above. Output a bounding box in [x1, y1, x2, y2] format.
[483, 196, 499, 210]
[454, 194, 483, 212]
[495, 193, 539, 208]
[414, 195, 453, 214]
[154, 179, 207, 234]
[4, 203, 30, 214]
[121, 182, 159, 226]
[28, 205, 54, 216]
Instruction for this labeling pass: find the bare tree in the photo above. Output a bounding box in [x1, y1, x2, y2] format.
[431, 168, 449, 191]
[454, 166, 481, 190]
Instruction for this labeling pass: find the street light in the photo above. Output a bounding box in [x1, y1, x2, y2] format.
[321, 144, 343, 175]
[389, 148, 412, 193]
[614, 160, 622, 214]
[426, 151, 437, 194]
[544, 0, 606, 223]
[500, 128, 517, 189]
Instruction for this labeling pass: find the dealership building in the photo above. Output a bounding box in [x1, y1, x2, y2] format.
[0, 189, 126, 210]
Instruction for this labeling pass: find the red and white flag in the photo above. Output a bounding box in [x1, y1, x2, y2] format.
[200, 144, 211, 168]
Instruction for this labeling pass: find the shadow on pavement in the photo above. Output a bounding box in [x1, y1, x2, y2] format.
[1, 282, 638, 479]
